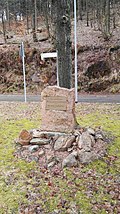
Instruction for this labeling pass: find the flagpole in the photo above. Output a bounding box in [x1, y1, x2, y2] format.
[56, 51, 59, 86]
[22, 42, 27, 102]
[74, 0, 78, 102]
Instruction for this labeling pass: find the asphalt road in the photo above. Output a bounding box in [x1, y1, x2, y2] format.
[0, 94, 120, 103]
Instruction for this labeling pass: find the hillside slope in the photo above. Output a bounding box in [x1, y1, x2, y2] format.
[0, 19, 120, 94]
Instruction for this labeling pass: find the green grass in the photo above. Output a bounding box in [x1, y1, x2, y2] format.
[0, 114, 40, 213]
[0, 103, 119, 213]
[76, 104, 120, 175]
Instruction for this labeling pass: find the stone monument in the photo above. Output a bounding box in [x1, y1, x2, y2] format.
[41, 86, 76, 133]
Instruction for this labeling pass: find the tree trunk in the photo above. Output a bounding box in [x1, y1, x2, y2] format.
[26, 0, 29, 33]
[6, 0, 10, 31]
[106, 0, 110, 35]
[96, 0, 101, 30]
[2, 13, 7, 43]
[112, 0, 116, 29]
[32, 0, 38, 42]
[56, 0, 72, 89]
[78, 0, 82, 21]
[43, 0, 50, 38]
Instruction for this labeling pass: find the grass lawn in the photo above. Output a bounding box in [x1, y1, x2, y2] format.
[0, 102, 119, 213]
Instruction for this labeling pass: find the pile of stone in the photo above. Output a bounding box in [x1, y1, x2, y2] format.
[15, 127, 109, 169]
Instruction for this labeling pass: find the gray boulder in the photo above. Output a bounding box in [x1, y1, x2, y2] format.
[78, 150, 97, 164]
[78, 132, 95, 151]
[87, 127, 95, 136]
[30, 138, 50, 145]
[62, 151, 78, 168]
[54, 135, 75, 151]
[29, 145, 39, 153]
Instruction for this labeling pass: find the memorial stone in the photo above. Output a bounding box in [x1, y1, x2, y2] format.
[41, 86, 76, 133]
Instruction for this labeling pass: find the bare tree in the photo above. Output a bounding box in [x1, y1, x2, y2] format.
[105, 0, 110, 35]
[43, 0, 50, 37]
[32, 0, 38, 41]
[86, 0, 89, 26]
[2, 11, 7, 43]
[56, 0, 72, 89]
[6, 0, 10, 30]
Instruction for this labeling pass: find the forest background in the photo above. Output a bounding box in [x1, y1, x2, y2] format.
[0, 0, 120, 94]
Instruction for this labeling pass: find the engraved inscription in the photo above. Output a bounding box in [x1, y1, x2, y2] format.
[46, 96, 67, 111]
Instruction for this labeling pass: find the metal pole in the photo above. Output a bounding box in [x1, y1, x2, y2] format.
[22, 42, 27, 102]
[74, 0, 78, 102]
[56, 51, 59, 86]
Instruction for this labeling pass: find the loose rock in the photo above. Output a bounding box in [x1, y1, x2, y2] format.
[38, 149, 45, 157]
[31, 130, 67, 138]
[87, 127, 95, 136]
[30, 138, 50, 145]
[78, 132, 95, 151]
[18, 129, 32, 145]
[54, 135, 75, 151]
[47, 155, 59, 168]
[16, 128, 111, 168]
[29, 145, 39, 153]
[95, 133, 104, 140]
[78, 150, 97, 164]
[62, 151, 78, 168]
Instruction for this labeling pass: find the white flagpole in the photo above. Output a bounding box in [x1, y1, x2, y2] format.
[22, 42, 27, 102]
[56, 51, 59, 86]
[74, 0, 78, 102]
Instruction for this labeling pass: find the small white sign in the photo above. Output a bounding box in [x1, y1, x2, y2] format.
[41, 52, 57, 61]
